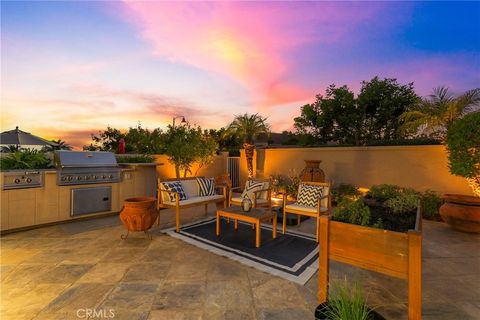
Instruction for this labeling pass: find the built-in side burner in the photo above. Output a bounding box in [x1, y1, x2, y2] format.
[2, 171, 43, 190]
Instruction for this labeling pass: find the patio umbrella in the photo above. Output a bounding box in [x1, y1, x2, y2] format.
[0, 126, 58, 148]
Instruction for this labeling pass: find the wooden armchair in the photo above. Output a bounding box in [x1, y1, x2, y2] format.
[282, 181, 331, 242]
[229, 178, 272, 210]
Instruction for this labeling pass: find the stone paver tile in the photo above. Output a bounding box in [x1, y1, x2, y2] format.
[60, 248, 109, 264]
[77, 263, 130, 283]
[256, 307, 312, 320]
[207, 260, 248, 281]
[1, 248, 40, 265]
[148, 309, 203, 320]
[251, 277, 307, 309]
[165, 261, 208, 282]
[122, 262, 171, 283]
[424, 277, 479, 302]
[100, 247, 147, 263]
[1, 283, 70, 315]
[35, 263, 93, 284]
[205, 280, 253, 309]
[204, 307, 256, 320]
[1, 311, 38, 320]
[2, 263, 54, 286]
[152, 281, 205, 309]
[41, 283, 115, 313]
[116, 237, 154, 248]
[101, 283, 158, 310]
[374, 303, 407, 320]
[24, 248, 76, 264]
[0, 265, 16, 281]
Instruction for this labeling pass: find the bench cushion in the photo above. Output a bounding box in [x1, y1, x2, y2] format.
[163, 194, 224, 206]
[285, 203, 328, 214]
[180, 179, 200, 198]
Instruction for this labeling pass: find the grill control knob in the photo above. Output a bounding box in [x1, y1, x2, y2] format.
[26, 178, 32, 183]
[77, 176, 82, 181]
[14, 178, 21, 184]
[108, 175, 113, 179]
[61, 176, 67, 181]
[67, 176, 73, 181]
[85, 176, 90, 180]
[102, 175, 107, 179]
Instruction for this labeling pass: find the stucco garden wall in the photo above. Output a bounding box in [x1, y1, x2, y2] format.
[240, 145, 473, 195]
[154, 152, 228, 180]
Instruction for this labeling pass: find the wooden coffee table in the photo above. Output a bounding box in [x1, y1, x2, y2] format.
[216, 206, 277, 248]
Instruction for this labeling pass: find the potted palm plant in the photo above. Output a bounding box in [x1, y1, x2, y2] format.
[440, 112, 480, 233]
[225, 113, 269, 178]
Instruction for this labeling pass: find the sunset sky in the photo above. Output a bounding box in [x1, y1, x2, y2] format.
[1, 1, 479, 148]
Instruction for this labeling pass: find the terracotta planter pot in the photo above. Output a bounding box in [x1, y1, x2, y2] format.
[120, 197, 158, 233]
[440, 194, 480, 233]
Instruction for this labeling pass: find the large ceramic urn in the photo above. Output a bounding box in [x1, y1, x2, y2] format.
[120, 197, 159, 236]
[300, 160, 325, 182]
[440, 194, 480, 233]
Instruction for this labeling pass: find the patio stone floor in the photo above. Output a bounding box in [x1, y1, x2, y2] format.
[1, 205, 479, 320]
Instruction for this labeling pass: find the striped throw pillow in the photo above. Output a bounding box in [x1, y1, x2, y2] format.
[241, 180, 264, 200]
[196, 177, 216, 196]
[161, 181, 187, 202]
[297, 184, 323, 208]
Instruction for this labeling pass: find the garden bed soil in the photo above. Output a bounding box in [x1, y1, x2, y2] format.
[315, 302, 385, 320]
[363, 198, 416, 233]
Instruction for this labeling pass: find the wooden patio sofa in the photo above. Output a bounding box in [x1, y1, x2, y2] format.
[157, 177, 227, 232]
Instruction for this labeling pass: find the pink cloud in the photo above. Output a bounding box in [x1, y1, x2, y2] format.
[119, 1, 386, 110]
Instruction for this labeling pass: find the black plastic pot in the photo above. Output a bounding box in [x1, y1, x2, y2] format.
[315, 302, 385, 320]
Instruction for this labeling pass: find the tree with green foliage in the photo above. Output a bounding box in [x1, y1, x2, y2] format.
[163, 124, 218, 178]
[42, 139, 72, 152]
[358, 76, 419, 141]
[83, 124, 165, 154]
[401, 86, 480, 139]
[294, 77, 418, 146]
[225, 113, 270, 178]
[445, 112, 480, 197]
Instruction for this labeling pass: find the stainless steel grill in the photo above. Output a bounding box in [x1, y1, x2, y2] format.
[55, 151, 121, 186]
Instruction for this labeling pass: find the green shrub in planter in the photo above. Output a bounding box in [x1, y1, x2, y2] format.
[421, 190, 442, 219]
[385, 188, 420, 214]
[332, 198, 371, 226]
[367, 184, 402, 201]
[0, 149, 51, 170]
[332, 183, 361, 203]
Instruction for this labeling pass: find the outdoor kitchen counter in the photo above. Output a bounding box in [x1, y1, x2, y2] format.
[0, 165, 158, 233]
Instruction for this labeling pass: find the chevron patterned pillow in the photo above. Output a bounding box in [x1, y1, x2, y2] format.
[196, 177, 216, 196]
[161, 181, 187, 202]
[241, 180, 264, 200]
[297, 184, 324, 208]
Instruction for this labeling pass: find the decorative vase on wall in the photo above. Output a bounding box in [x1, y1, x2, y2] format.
[300, 160, 325, 182]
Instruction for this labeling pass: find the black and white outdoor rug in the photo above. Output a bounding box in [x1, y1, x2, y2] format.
[163, 217, 318, 285]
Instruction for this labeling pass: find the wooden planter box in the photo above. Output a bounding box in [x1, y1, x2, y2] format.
[318, 207, 422, 320]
